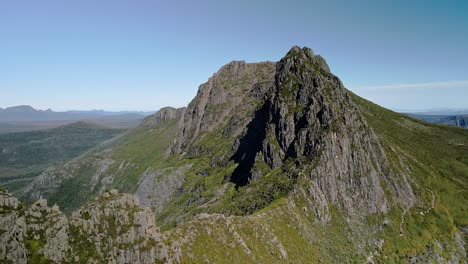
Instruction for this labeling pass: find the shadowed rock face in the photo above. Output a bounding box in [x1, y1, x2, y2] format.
[171, 60, 277, 153]
[230, 102, 271, 186]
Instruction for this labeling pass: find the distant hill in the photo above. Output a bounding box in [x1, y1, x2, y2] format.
[407, 113, 468, 128]
[0, 121, 124, 193]
[0, 105, 37, 113]
[0, 105, 153, 133]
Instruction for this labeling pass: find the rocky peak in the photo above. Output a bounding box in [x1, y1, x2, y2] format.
[140, 106, 183, 128]
[230, 46, 349, 185]
[228, 46, 415, 219]
[171, 60, 276, 153]
[3, 105, 37, 112]
[215, 60, 247, 79]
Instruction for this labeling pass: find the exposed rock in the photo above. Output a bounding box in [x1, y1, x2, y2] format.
[0, 191, 27, 264]
[70, 191, 162, 263]
[171, 60, 276, 153]
[90, 158, 115, 190]
[135, 164, 192, 214]
[141, 107, 183, 128]
[0, 189, 165, 263]
[25, 197, 70, 262]
[22, 157, 105, 201]
[226, 46, 415, 219]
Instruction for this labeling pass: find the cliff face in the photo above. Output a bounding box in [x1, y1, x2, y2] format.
[171, 60, 276, 153]
[171, 46, 416, 221]
[0, 189, 171, 264]
[258, 47, 415, 219]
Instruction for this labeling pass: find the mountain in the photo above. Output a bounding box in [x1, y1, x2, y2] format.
[1, 105, 37, 112]
[67, 109, 155, 116]
[408, 113, 468, 128]
[0, 122, 124, 194]
[0, 105, 154, 122]
[1, 47, 467, 263]
[405, 108, 468, 116]
[0, 106, 151, 134]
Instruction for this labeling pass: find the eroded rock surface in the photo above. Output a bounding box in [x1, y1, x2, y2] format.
[135, 164, 192, 214]
[0, 189, 166, 263]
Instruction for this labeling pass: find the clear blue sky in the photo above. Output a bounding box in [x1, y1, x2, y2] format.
[1, 0, 467, 111]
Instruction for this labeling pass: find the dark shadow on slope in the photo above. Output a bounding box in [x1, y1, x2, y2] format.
[230, 103, 270, 187]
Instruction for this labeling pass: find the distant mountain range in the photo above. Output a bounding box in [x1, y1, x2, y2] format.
[407, 113, 468, 128]
[0, 105, 155, 133]
[397, 108, 468, 116]
[0, 121, 124, 193]
[0, 105, 154, 122]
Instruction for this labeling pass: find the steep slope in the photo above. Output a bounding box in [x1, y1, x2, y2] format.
[0, 122, 124, 194]
[16, 46, 468, 263]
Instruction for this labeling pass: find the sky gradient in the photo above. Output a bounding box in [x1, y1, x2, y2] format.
[1, 0, 467, 111]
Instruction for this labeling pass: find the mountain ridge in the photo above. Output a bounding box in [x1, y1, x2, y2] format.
[408, 113, 468, 129]
[0, 106, 152, 134]
[2, 46, 467, 263]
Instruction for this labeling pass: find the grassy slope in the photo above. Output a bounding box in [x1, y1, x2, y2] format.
[352, 93, 468, 259]
[353, 94, 468, 226]
[45, 119, 179, 214]
[0, 122, 123, 193]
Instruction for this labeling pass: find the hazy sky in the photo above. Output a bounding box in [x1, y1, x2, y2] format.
[1, 0, 467, 111]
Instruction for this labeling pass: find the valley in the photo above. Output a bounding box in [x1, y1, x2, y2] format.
[0, 122, 125, 194]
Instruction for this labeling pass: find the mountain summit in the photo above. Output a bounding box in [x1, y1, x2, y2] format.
[2, 105, 37, 112]
[2, 47, 467, 263]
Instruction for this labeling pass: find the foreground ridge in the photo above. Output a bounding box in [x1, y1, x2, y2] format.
[0, 189, 179, 263]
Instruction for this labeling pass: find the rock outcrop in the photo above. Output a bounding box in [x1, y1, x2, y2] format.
[171, 46, 416, 221]
[135, 164, 192, 214]
[171, 60, 276, 153]
[0, 189, 165, 263]
[0, 192, 27, 264]
[141, 107, 183, 128]
[253, 46, 416, 219]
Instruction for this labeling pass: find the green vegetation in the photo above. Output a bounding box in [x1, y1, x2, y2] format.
[45, 120, 177, 214]
[351, 92, 468, 260]
[0, 122, 123, 194]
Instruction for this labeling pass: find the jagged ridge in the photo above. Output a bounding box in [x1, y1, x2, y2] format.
[0, 189, 177, 263]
